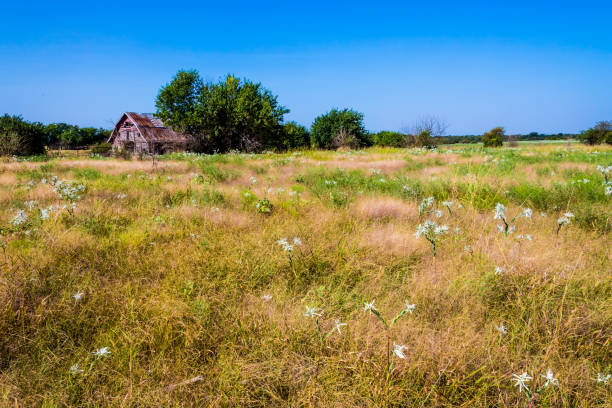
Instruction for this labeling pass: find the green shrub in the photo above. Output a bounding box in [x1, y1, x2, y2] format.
[0, 115, 46, 156]
[482, 127, 504, 147]
[310, 109, 369, 149]
[372, 131, 406, 147]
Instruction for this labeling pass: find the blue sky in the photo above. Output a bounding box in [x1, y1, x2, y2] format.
[1, 1, 611, 134]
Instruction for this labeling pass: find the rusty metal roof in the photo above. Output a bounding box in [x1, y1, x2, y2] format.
[109, 112, 193, 143]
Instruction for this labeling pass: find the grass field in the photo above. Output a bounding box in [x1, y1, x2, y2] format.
[0, 144, 610, 407]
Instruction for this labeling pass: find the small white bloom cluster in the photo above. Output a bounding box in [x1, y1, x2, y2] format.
[593, 373, 611, 384]
[414, 220, 449, 238]
[596, 165, 611, 176]
[324, 179, 337, 186]
[511, 369, 560, 395]
[43, 176, 86, 212]
[557, 212, 574, 226]
[92, 347, 111, 358]
[277, 237, 302, 252]
[304, 306, 322, 318]
[493, 203, 506, 220]
[515, 234, 532, 241]
[393, 343, 408, 359]
[418, 196, 435, 216]
[10, 209, 28, 226]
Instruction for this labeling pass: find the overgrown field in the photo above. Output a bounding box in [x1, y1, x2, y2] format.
[0, 144, 610, 407]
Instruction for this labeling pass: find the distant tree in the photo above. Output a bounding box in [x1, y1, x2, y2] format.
[414, 130, 437, 148]
[0, 115, 46, 156]
[156, 70, 289, 152]
[372, 131, 406, 147]
[310, 108, 369, 149]
[413, 116, 448, 138]
[482, 127, 505, 147]
[579, 120, 611, 145]
[403, 116, 448, 148]
[280, 122, 310, 150]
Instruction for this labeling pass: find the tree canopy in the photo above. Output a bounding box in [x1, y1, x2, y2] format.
[155, 71, 290, 152]
[482, 127, 505, 147]
[579, 121, 612, 145]
[310, 108, 369, 149]
[0, 115, 46, 156]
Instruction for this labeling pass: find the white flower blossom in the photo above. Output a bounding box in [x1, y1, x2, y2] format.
[541, 369, 559, 387]
[332, 319, 347, 334]
[511, 372, 532, 394]
[363, 299, 377, 313]
[72, 291, 83, 302]
[592, 373, 611, 384]
[392, 343, 407, 359]
[70, 363, 84, 375]
[494, 203, 506, 220]
[403, 300, 416, 314]
[92, 347, 111, 358]
[261, 294, 272, 301]
[11, 210, 28, 226]
[496, 323, 507, 335]
[304, 306, 322, 318]
[495, 266, 505, 276]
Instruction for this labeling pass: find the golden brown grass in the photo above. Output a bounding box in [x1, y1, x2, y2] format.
[0, 144, 610, 407]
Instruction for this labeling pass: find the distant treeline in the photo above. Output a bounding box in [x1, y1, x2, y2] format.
[435, 132, 576, 145]
[0, 114, 110, 156]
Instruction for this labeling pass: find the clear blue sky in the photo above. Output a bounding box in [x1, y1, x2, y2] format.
[1, 1, 611, 134]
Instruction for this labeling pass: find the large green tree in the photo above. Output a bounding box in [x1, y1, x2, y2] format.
[579, 120, 612, 145]
[0, 115, 46, 156]
[155, 71, 289, 152]
[310, 108, 369, 149]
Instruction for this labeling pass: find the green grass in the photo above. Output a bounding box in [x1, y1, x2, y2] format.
[0, 144, 610, 407]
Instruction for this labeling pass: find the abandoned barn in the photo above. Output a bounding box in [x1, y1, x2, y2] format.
[107, 112, 193, 154]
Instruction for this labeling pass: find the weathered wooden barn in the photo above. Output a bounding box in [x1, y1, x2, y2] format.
[107, 112, 193, 154]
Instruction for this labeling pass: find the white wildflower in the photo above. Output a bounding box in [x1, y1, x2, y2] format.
[304, 306, 322, 318]
[72, 291, 83, 302]
[435, 210, 443, 218]
[70, 363, 84, 375]
[511, 372, 532, 394]
[592, 373, 611, 384]
[363, 299, 377, 313]
[92, 347, 111, 358]
[332, 319, 347, 334]
[522, 208, 532, 218]
[392, 343, 407, 359]
[494, 203, 506, 220]
[11, 210, 28, 226]
[496, 323, 507, 335]
[495, 266, 505, 276]
[403, 300, 416, 314]
[40, 208, 50, 220]
[541, 369, 559, 387]
[261, 294, 272, 301]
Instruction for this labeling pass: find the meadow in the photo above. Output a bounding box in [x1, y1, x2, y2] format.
[0, 142, 610, 407]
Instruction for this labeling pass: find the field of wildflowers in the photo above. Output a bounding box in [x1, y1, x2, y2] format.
[0, 143, 610, 406]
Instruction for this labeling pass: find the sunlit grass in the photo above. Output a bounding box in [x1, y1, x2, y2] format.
[0, 144, 610, 406]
